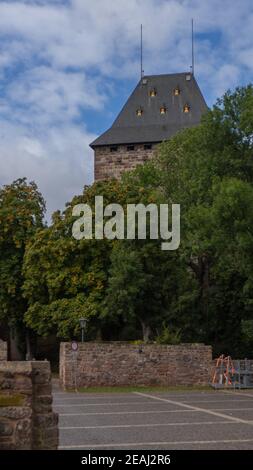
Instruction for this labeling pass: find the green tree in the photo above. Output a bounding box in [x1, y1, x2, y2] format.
[20, 84, 253, 356]
[23, 180, 128, 340]
[0, 178, 45, 358]
[155, 85, 253, 355]
[103, 240, 179, 341]
[102, 162, 198, 342]
[23, 169, 187, 344]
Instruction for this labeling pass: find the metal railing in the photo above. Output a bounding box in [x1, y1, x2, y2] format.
[211, 355, 253, 389]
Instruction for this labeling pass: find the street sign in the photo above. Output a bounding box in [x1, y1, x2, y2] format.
[71, 341, 78, 352]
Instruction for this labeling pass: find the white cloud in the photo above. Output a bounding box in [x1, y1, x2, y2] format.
[0, 120, 94, 219]
[0, 0, 252, 219]
[2, 66, 106, 126]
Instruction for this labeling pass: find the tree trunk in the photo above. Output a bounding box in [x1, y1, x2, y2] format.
[9, 326, 23, 360]
[140, 320, 151, 342]
[189, 254, 209, 335]
[25, 330, 33, 360]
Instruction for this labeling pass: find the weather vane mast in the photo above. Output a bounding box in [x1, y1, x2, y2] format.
[191, 18, 195, 76]
[141, 24, 144, 79]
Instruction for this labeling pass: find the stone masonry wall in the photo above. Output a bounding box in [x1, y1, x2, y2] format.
[60, 342, 212, 389]
[0, 361, 58, 450]
[94, 144, 157, 180]
[0, 340, 7, 361]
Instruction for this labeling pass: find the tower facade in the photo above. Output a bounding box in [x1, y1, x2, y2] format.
[90, 72, 207, 180]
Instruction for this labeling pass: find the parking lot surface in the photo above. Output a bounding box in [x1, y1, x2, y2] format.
[53, 389, 253, 450]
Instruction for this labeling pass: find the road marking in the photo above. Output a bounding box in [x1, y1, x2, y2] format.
[212, 407, 253, 411]
[222, 391, 253, 399]
[58, 406, 253, 417]
[53, 393, 216, 399]
[54, 401, 173, 407]
[53, 396, 150, 401]
[175, 399, 253, 403]
[59, 420, 230, 430]
[59, 438, 253, 449]
[59, 409, 200, 416]
[134, 392, 253, 425]
[54, 398, 253, 407]
[54, 395, 253, 404]
[53, 392, 252, 402]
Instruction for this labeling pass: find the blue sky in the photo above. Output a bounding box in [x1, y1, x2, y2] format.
[0, 0, 252, 218]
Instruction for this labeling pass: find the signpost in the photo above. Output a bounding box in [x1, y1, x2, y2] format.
[71, 341, 78, 392]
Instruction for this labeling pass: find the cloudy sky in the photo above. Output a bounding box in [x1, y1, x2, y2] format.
[0, 0, 252, 219]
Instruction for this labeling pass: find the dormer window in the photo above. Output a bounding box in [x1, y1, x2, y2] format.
[183, 104, 190, 113]
[174, 87, 180, 96]
[160, 105, 166, 115]
[149, 89, 157, 97]
[136, 108, 143, 117]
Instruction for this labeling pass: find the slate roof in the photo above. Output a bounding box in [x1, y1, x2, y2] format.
[90, 72, 208, 148]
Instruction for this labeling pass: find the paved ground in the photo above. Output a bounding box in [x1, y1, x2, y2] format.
[53, 389, 253, 450]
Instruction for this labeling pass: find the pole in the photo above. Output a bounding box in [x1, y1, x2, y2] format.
[141, 24, 144, 79]
[191, 18, 195, 76]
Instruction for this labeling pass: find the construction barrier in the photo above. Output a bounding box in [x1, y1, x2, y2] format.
[212, 355, 253, 389]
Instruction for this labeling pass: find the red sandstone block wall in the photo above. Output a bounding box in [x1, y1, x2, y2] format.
[59, 342, 212, 389]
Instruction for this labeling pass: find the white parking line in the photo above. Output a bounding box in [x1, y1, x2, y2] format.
[58, 406, 253, 417]
[54, 394, 217, 399]
[54, 398, 253, 407]
[53, 393, 253, 403]
[134, 392, 253, 425]
[213, 407, 253, 411]
[53, 396, 148, 401]
[59, 420, 230, 430]
[59, 438, 253, 449]
[176, 399, 253, 403]
[59, 409, 200, 416]
[222, 391, 253, 399]
[54, 401, 172, 407]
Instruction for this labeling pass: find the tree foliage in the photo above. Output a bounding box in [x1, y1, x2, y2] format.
[156, 85, 253, 354]
[0, 178, 45, 355]
[23, 180, 125, 339]
[1, 85, 253, 356]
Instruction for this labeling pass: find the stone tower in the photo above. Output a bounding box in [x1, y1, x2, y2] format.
[90, 72, 208, 181]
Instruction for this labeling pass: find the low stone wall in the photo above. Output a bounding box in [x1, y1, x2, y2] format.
[0, 361, 58, 450]
[0, 340, 7, 361]
[60, 342, 212, 389]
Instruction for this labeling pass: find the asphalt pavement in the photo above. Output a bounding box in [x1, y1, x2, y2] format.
[53, 388, 253, 450]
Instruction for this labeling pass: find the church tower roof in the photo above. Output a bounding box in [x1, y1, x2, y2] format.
[90, 72, 208, 148]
